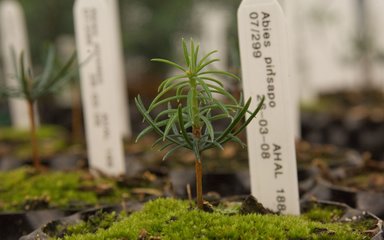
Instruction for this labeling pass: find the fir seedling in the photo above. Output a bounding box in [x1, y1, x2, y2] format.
[0, 46, 76, 170]
[135, 39, 264, 209]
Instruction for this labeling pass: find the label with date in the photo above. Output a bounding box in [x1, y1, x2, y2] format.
[0, 0, 39, 129]
[238, 0, 300, 215]
[74, 0, 130, 176]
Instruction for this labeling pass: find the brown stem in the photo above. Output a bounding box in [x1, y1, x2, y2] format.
[195, 158, 203, 209]
[193, 125, 203, 209]
[71, 85, 83, 144]
[27, 100, 40, 170]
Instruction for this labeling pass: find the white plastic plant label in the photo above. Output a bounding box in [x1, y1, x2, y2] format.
[237, 0, 300, 215]
[0, 0, 38, 129]
[74, 0, 130, 176]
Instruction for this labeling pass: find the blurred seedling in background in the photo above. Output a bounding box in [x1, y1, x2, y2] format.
[0, 46, 76, 171]
[135, 39, 264, 209]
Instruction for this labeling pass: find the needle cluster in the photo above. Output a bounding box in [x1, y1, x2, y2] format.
[135, 39, 264, 161]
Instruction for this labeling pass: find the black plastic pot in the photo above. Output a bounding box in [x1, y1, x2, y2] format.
[297, 167, 318, 196]
[0, 209, 79, 240]
[20, 207, 118, 240]
[302, 177, 384, 219]
[170, 168, 250, 197]
[0, 156, 23, 171]
[0, 153, 87, 171]
[49, 153, 87, 170]
[170, 166, 328, 199]
[20, 201, 144, 240]
[301, 199, 384, 240]
[301, 100, 384, 162]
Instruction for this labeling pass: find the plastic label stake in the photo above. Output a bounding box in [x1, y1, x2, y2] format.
[0, 0, 38, 129]
[237, 0, 300, 215]
[74, 0, 130, 176]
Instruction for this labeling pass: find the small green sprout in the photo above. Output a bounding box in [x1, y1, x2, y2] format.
[0, 46, 76, 170]
[135, 39, 264, 209]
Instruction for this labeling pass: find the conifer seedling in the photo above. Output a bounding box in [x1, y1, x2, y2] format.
[135, 39, 264, 209]
[0, 46, 76, 170]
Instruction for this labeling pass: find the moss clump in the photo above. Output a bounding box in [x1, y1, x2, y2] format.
[0, 125, 65, 141]
[0, 125, 67, 159]
[304, 205, 344, 223]
[53, 198, 374, 240]
[0, 167, 130, 211]
[59, 211, 119, 237]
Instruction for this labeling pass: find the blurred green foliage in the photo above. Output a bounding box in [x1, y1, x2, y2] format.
[121, 0, 193, 58]
[19, 0, 195, 70]
[19, 0, 75, 66]
[18, 0, 240, 72]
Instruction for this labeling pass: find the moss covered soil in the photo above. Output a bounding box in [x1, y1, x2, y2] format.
[0, 167, 132, 211]
[0, 125, 68, 159]
[49, 198, 378, 240]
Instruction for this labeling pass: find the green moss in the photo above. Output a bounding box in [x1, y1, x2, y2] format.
[304, 205, 344, 223]
[65, 211, 119, 236]
[0, 125, 68, 159]
[0, 167, 130, 211]
[53, 198, 373, 240]
[0, 125, 64, 141]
